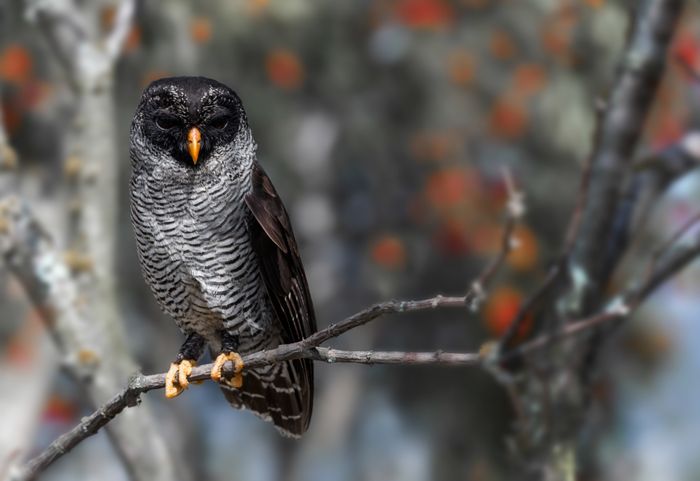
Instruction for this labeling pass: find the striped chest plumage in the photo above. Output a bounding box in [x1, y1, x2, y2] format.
[130, 166, 275, 351]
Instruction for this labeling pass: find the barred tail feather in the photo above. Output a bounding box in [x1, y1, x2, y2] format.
[221, 358, 313, 437]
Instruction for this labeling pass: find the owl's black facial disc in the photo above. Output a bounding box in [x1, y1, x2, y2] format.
[139, 76, 243, 167]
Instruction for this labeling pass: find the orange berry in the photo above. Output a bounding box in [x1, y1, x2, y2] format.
[483, 286, 533, 338]
[512, 63, 547, 97]
[0, 44, 32, 84]
[507, 225, 539, 272]
[490, 31, 517, 60]
[266, 49, 304, 90]
[448, 50, 476, 87]
[190, 17, 213, 44]
[425, 168, 475, 210]
[396, 0, 454, 29]
[371, 235, 407, 269]
[489, 98, 527, 139]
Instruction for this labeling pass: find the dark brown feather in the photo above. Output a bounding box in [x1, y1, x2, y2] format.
[243, 161, 316, 435]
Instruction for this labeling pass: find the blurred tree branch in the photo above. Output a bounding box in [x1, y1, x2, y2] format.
[568, 0, 684, 314]
[0, 91, 59, 481]
[627, 132, 700, 239]
[7, 1, 188, 480]
[503, 1, 686, 479]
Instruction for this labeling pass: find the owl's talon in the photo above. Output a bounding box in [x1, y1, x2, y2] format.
[211, 352, 244, 389]
[178, 359, 196, 389]
[165, 363, 183, 398]
[165, 359, 197, 398]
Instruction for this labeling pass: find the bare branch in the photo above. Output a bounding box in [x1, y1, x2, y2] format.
[625, 132, 700, 249]
[309, 348, 481, 365]
[17, 213, 700, 481]
[563, 154, 595, 255]
[467, 168, 522, 310]
[104, 0, 136, 63]
[12, 314, 479, 480]
[22, 220, 700, 481]
[646, 210, 700, 276]
[503, 221, 700, 365]
[5, 168, 525, 479]
[631, 230, 700, 304]
[569, 0, 684, 312]
[501, 311, 622, 365]
[633, 132, 700, 176]
[500, 152, 594, 349]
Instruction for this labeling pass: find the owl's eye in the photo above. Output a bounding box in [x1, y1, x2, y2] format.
[209, 115, 229, 130]
[154, 114, 179, 130]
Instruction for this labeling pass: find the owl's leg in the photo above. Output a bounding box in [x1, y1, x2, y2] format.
[211, 332, 244, 389]
[165, 332, 206, 399]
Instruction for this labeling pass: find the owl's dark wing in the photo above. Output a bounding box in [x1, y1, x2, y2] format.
[243, 161, 316, 435]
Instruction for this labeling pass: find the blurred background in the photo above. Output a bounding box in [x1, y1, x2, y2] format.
[1, 0, 700, 480]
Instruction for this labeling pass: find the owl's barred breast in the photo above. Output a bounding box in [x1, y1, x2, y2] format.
[130, 167, 278, 353]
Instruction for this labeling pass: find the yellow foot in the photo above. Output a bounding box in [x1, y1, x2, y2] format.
[165, 359, 197, 399]
[211, 352, 244, 389]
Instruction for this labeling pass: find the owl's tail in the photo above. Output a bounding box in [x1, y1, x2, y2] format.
[220, 357, 313, 437]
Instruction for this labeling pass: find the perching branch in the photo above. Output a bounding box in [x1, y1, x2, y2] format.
[18, 216, 700, 481]
[13, 346, 481, 481]
[4, 167, 522, 480]
[11, 194, 700, 481]
[14, 180, 700, 481]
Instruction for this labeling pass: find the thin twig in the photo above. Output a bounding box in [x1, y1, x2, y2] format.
[563, 155, 595, 254]
[633, 231, 700, 303]
[646, 210, 700, 278]
[499, 152, 595, 349]
[506, 227, 700, 366]
[466, 168, 522, 310]
[500, 311, 621, 364]
[310, 348, 481, 365]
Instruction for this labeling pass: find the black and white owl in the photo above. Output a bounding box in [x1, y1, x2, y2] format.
[129, 76, 315, 437]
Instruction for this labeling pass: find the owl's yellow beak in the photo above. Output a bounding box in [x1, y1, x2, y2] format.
[187, 127, 202, 164]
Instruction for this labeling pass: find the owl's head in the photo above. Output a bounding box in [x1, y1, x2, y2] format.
[130, 76, 254, 173]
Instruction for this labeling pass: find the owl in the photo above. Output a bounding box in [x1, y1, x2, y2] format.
[129, 76, 315, 437]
